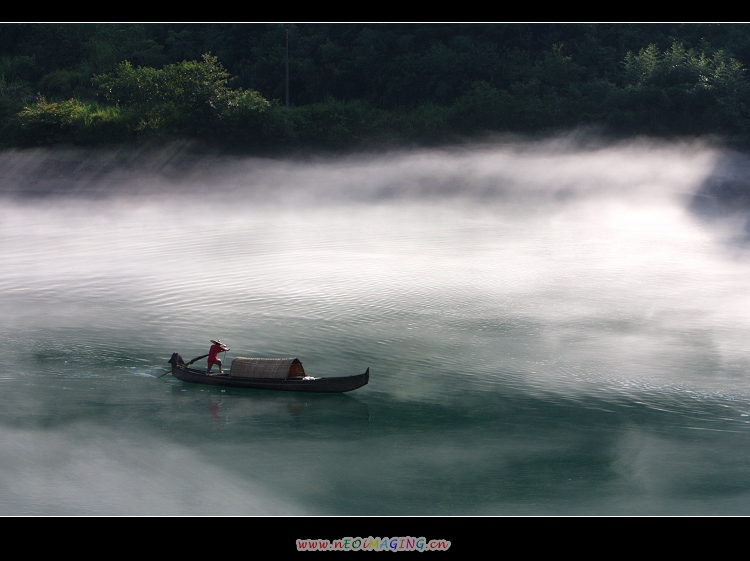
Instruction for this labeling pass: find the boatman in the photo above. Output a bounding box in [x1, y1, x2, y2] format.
[207, 339, 230, 374]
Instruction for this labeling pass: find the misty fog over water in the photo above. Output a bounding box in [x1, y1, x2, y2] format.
[3, 135, 750, 515]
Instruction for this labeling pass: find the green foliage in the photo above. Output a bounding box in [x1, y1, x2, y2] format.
[623, 43, 660, 85]
[617, 42, 750, 134]
[0, 71, 35, 147]
[217, 89, 276, 147]
[6, 25, 750, 150]
[39, 69, 90, 98]
[17, 96, 82, 125]
[92, 53, 270, 138]
[451, 81, 518, 132]
[0, 55, 39, 83]
[85, 24, 169, 74]
[71, 104, 135, 144]
[289, 97, 385, 146]
[0, 74, 33, 101]
[15, 96, 87, 144]
[623, 42, 745, 91]
[11, 96, 135, 146]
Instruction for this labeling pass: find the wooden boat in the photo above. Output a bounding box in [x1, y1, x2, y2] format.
[166, 352, 369, 393]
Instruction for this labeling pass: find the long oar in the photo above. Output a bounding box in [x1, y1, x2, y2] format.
[158, 353, 210, 378]
[186, 353, 209, 366]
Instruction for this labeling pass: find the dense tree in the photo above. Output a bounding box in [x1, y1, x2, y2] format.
[91, 53, 270, 139]
[4, 24, 750, 150]
[612, 42, 750, 135]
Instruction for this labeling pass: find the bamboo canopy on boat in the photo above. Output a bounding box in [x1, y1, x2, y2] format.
[229, 357, 306, 379]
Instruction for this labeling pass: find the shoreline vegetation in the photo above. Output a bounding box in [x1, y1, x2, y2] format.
[3, 24, 750, 155]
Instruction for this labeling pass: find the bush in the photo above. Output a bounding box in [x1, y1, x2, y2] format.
[11, 96, 137, 146]
[39, 69, 91, 99]
[93, 53, 271, 138]
[289, 98, 384, 146]
[14, 96, 84, 144]
[450, 81, 521, 132]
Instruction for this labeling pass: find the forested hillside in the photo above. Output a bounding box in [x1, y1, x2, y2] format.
[2, 23, 750, 152]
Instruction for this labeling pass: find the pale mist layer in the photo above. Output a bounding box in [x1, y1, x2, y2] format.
[1, 134, 750, 403]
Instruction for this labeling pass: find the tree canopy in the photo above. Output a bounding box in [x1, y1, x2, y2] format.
[3, 23, 750, 151]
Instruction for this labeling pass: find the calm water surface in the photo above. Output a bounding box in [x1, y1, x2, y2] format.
[2, 138, 750, 516]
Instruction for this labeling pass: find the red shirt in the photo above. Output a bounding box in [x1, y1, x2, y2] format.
[208, 343, 225, 365]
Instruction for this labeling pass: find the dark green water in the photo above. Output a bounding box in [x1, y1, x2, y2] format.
[3, 139, 750, 516]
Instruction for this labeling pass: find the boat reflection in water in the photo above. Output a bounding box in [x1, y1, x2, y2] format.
[169, 382, 371, 429]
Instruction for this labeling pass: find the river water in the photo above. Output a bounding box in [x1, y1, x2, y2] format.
[2, 136, 750, 518]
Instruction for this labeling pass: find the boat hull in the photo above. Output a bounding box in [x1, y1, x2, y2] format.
[170, 364, 369, 393]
